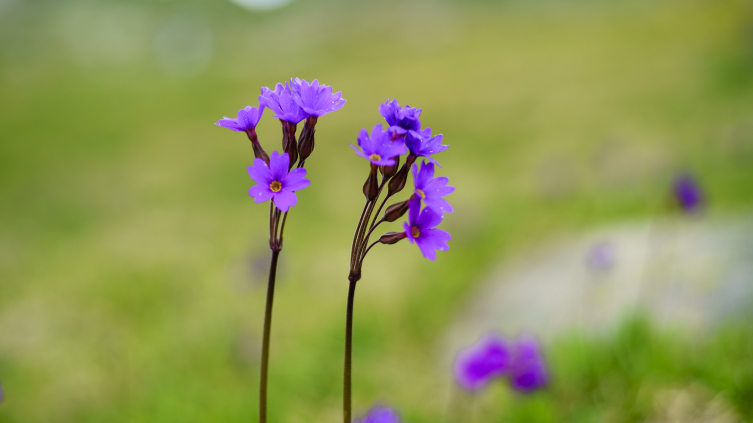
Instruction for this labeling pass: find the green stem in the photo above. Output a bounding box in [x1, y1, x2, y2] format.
[259, 248, 280, 423]
[343, 277, 358, 423]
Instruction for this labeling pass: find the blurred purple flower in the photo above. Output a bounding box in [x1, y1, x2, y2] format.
[248, 151, 310, 212]
[412, 161, 454, 217]
[290, 78, 346, 117]
[509, 333, 548, 393]
[379, 99, 421, 136]
[453, 334, 511, 391]
[674, 174, 703, 212]
[404, 197, 451, 260]
[587, 242, 614, 270]
[351, 124, 408, 166]
[357, 405, 401, 423]
[214, 105, 265, 132]
[259, 82, 309, 124]
[405, 128, 449, 166]
[0, 381, 3, 403]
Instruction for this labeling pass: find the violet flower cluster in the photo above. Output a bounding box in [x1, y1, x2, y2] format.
[673, 173, 703, 213]
[454, 332, 548, 393]
[342, 99, 453, 423]
[215, 78, 345, 423]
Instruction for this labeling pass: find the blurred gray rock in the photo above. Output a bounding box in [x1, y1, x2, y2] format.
[444, 216, 753, 355]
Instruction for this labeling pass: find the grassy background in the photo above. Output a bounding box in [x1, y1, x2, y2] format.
[1, 0, 753, 421]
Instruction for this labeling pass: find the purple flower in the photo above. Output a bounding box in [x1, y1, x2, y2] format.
[412, 161, 454, 217]
[214, 105, 265, 132]
[586, 242, 614, 270]
[403, 197, 450, 260]
[405, 127, 449, 166]
[379, 99, 421, 135]
[290, 78, 346, 117]
[356, 406, 401, 423]
[247, 151, 310, 212]
[674, 174, 703, 212]
[259, 82, 308, 124]
[453, 334, 511, 391]
[509, 333, 548, 393]
[350, 124, 408, 166]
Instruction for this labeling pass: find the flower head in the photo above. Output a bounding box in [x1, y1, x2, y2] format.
[403, 197, 450, 260]
[350, 124, 408, 166]
[453, 334, 511, 391]
[290, 78, 346, 117]
[509, 333, 548, 392]
[247, 151, 310, 212]
[412, 161, 454, 217]
[405, 127, 449, 166]
[259, 82, 308, 124]
[674, 174, 703, 212]
[215, 105, 265, 132]
[356, 406, 401, 423]
[379, 99, 421, 135]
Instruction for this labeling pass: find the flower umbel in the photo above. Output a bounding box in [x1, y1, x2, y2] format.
[379, 99, 421, 136]
[291, 78, 346, 117]
[259, 82, 309, 124]
[453, 334, 511, 391]
[403, 197, 451, 260]
[356, 406, 402, 423]
[412, 161, 454, 217]
[248, 151, 310, 212]
[351, 124, 408, 166]
[215, 105, 265, 132]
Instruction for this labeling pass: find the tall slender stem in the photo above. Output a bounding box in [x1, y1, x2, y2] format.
[259, 248, 280, 423]
[343, 277, 357, 423]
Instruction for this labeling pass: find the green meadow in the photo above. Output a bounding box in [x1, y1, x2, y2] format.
[1, 0, 752, 421]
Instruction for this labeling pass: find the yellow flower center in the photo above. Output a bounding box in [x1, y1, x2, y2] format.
[411, 226, 420, 238]
[416, 189, 426, 199]
[369, 153, 382, 162]
[270, 181, 282, 192]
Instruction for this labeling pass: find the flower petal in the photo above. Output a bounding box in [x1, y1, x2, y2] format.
[272, 189, 297, 212]
[283, 168, 310, 191]
[249, 185, 274, 203]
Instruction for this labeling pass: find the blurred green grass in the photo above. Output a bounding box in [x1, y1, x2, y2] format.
[1, 0, 753, 422]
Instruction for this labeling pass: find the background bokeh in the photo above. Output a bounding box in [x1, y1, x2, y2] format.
[1, 0, 753, 422]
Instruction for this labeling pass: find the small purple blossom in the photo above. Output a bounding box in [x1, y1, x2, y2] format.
[509, 333, 548, 393]
[405, 127, 449, 166]
[674, 174, 703, 212]
[259, 82, 309, 124]
[586, 241, 615, 270]
[356, 406, 401, 423]
[247, 151, 310, 212]
[403, 197, 451, 260]
[453, 334, 511, 391]
[215, 105, 265, 132]
[379, 99, 421, 136]
[412, 161, 454, 217]
[290, 78, 346, 117]
[351, 124, 408, 166]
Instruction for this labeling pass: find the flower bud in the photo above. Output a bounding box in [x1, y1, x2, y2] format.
[281, 120, 298, 170]
[379, 232, 407, 245]
[297, 116, 318, 166]
[381, 154, 400, 179]
[383, 198, 411, 222]
[387, 154, 417, 196]
[363, 165, 379, 200]
[245, 128, 270, 165]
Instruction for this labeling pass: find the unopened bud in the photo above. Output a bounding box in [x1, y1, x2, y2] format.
[383, 199, 410, 222]
[363, 165, 379, 200]
[379, 232, 407, 245]
[246, 128, 270, 164]
[297, 116, 318, 166]
[381, 154, 400, 179]
[281, 120, 298, 169]
[387, 154, 417, 196]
